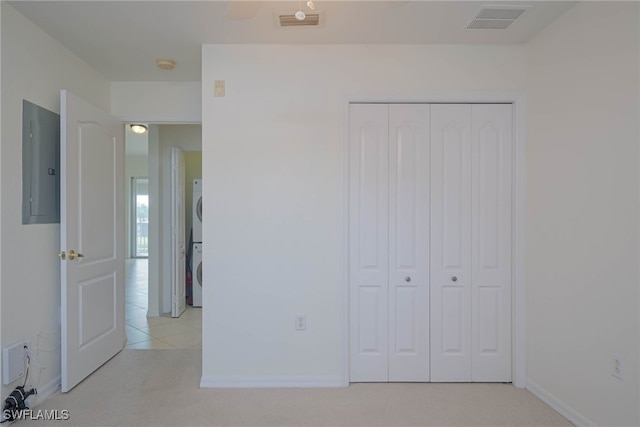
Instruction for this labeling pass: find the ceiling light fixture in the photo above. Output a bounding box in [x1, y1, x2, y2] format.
[156, 58, 175, 70]
[130, 124, 148, 134]
[294, 0, 316, 21]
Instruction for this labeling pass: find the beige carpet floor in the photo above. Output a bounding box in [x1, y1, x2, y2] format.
[25, 349, 572, 426]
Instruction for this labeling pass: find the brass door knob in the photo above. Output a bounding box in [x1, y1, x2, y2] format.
[67, 250, 84, 261]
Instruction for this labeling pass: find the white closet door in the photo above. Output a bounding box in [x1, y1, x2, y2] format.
[430, 104, 512, 382]
[388, 104, 430, 381]
[349, 104, 390, 382]
[350, 103, 512, 383]
[430, 104, 472, 381]
[471, 104, 512, 382]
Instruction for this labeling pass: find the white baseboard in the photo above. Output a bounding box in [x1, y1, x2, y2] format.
[26, 375, 61, 407]
[526, 379, 595, 427]
[200, 375, 343, 388]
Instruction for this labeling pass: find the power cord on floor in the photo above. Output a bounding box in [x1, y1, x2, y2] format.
[1, 346, 38, 423]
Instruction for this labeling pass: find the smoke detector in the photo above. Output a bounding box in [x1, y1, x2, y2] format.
[156, 58, 176, 70]
[467, 5, 531, 30]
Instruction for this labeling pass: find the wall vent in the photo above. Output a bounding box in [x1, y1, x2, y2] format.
[467, 5, 531, 30]
[279, 13, 320, 27]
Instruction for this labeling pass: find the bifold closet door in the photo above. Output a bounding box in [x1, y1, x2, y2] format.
[430, 104, 512, 382]
[388, 104, 430, 381]
[471, 104, 512, 382]
[430, 104, 473, 382]
[349, 104, 390, 382]
[349, 104, 430, 382]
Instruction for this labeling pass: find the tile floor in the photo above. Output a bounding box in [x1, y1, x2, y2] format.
[125, 258, 202, 349]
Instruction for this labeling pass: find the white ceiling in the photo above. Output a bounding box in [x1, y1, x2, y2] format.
[9, 1, 576, 82]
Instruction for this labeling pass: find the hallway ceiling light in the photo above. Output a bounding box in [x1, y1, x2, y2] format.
[130, 124, 148, 134]
[156, 58, 175, 70]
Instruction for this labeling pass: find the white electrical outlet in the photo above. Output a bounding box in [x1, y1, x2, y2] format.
[2, 341, 28, 385]
[612, 353, 624, 380]
[295, 313, 306, 331]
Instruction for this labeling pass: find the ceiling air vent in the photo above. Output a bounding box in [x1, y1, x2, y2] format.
[279, 13, 320, 27]
[467, 5, 530, 30]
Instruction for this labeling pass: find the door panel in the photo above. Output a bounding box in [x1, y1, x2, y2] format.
[471, 104, 512, 382]
[430, 104, 472, 382]
[388, 104, 430, 381]
[61, 90, 124, 392]
[171, 148, 186, 317]
[349, 104, 389, 382]
[79, 274, 116, 349]
[78, 124, 117, 262]
[357, 287, 383, 353]
[441, 287, 464, 353]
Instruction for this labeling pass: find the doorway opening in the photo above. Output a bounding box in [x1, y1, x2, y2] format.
[124, 124, 202, 350]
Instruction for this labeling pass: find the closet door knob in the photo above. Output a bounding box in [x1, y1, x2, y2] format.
[405, 276, 411, 282]
[451, 276, 458, 282]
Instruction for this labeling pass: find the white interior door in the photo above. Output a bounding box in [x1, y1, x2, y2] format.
[349, 104, 389, 382]
[430, 104, 473, 381]
[170, 148, 186, 317]
[60, 90, 125, 392]
[388, 104, 430, 381]
[470, 104, 512, 382]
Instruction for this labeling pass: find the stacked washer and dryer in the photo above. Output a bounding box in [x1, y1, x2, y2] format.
[192, 179, 203, 307]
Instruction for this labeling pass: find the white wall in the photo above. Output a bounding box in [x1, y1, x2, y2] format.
[201, 44, 526, 385]
[111, 82, 201, 123]
[525, 3, 639, 426]
[0, 3, 110, 398]
[0, 1, 3, 374]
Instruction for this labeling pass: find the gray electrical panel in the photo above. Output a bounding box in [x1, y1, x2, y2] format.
[22, 100, 60, 224]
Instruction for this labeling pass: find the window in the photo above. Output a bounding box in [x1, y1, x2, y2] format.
[131, 177, 149, 258]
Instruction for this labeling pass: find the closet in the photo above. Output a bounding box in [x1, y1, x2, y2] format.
[349, 103, 512, 383]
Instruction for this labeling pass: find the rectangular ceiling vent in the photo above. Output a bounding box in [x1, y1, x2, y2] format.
[279, 13, 320, 27]
[467, 5, 530, 30]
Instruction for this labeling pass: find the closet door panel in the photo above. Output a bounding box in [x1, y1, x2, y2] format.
[388, 104, 430, 381]
[430, 104, 472, 382]
[349, 104, 389, 382]
[471, 104, 512, 382]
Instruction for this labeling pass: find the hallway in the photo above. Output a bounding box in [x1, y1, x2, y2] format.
[125, 258, 202, 349]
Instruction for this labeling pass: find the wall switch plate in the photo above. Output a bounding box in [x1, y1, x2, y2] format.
[295, 313, 306, 331]
[214, 80, 225, 97]
[612, 353, 624, 380]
